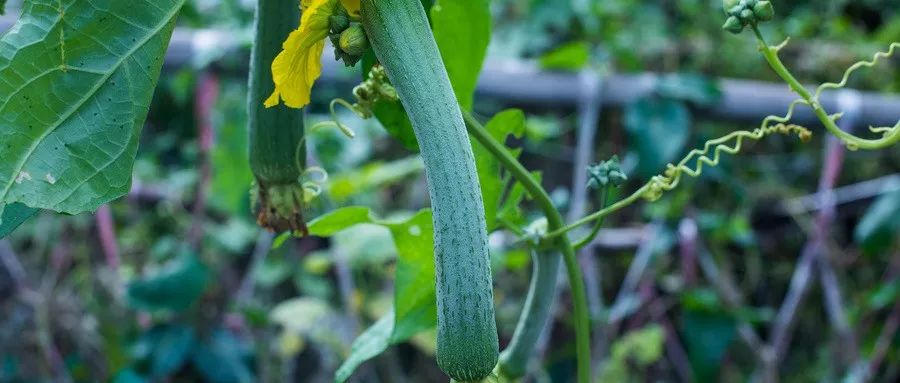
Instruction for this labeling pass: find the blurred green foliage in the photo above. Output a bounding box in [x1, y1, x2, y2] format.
[0, 0, 897, 382]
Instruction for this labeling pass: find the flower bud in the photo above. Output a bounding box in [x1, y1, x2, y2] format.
[339, 24, 369, 57]
[722, 16, 745, 34]
[722, 0, 740, 12]
[330, 15, 350, 34]
[753, 1, 774, 21]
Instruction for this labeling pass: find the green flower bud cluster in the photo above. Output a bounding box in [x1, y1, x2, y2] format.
[587, 155, 627, 189]
[722, 0, 774, 34]
[350, 65, 398, 118]
[329, 7, 368, 66]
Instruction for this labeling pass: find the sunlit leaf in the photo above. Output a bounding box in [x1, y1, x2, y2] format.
[270, 297, 333, 334]
[307, 206, 376, 237]
[539, 41, 590, 71]
[0, 0, 184, 214]
[327, 156, 424, 203]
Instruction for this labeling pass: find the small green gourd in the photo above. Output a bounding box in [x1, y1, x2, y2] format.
[360, 0, 499, 380]
[248, 0, 308, 233]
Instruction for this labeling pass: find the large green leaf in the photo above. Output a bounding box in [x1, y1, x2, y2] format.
[472, 109, 526, 231]
[0, 203, 38, 239]
[385, 210, 435, 340]
[307, 207, 436, 382]
[624, 97, 691, 178]
[680, 289, 737, 382]
[431, 0, 491, 110]
[0, 0, 184, 215]
[127, 253, 210, 312]
[334, 312, 394, 383]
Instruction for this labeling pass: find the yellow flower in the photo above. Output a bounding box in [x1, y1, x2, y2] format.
[265, 0, 339, 108]
[341, 0, 360, 16]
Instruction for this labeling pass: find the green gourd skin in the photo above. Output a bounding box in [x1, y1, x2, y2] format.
[360, 0, 499, 380]
[248, 0, 307, 233]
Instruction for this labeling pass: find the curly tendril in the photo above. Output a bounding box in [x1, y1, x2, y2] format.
[811, 43, 900, 149]
[643, 123, 812, 201]
[814, 43, 900, 100]
[540, 117, 812, 242]
[307, 65, 398, 137]
[290, 66, 401, 202]
[751, 27, 900, 150]
[300, 166, 329, 202]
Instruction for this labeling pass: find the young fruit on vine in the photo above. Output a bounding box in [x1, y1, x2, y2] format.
[265, 0, 500, 380]
[248, 0, 310, 234]
[360, 0, 500, 380]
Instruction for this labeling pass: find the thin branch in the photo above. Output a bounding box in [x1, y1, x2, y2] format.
[781, 173, 899, 215]
[678, 217, 699, 287]
[235, 231, 273, 305]
[768, 131, 850, 378]
[605, 222, 662, 345]
[816, 254, 858, 363]
[867, 300, 900, 380]
[647, 294, 693, 382]
[188, 71, 220, 250]
[95, 205, 121, 271]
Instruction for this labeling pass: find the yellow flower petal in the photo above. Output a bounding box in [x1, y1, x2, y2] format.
[266, 0, 337, 109]
[341, 0, 360, 16]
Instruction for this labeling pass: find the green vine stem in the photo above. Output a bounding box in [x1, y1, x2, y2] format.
[463, 111, 592, 383]
[572, 186, 609, 250]
[751, 25, 900, 150]
[497, 249, 561, 379]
